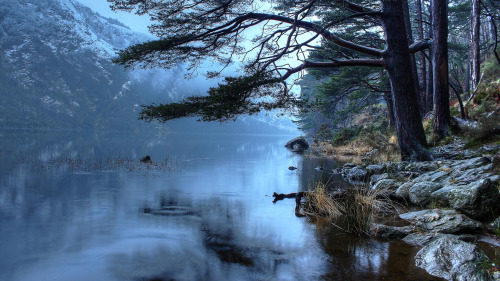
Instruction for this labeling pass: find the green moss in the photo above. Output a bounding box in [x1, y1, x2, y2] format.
[331, 127, 360, 145]
[473, 91, 488, 105]
[465, 137, 489, 149]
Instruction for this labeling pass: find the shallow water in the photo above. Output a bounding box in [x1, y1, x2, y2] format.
[0, 130, 441, 281]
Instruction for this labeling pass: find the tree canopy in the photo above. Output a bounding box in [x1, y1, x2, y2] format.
[110, 0, 396, 119]
[111, 0, 437, 160]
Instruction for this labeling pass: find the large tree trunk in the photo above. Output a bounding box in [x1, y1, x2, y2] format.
[383, 91, 396, 127]
[402, 0, 421, 112]
[470, 0, 481, 90]
[425, 56, 434, 114]
[416, 0, 427, 114]
[425, 3, 434, 114]
[382, 0, 431, 161]
[432, 0, 450, 139]
[465, 55, 471, 94]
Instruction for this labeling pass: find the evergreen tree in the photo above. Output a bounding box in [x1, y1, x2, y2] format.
[111, 0, 438, 160]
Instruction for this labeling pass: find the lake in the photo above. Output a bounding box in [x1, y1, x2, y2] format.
[0, 129, 440, 281]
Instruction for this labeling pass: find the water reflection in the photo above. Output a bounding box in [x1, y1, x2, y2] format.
[0, 130, 439, 281]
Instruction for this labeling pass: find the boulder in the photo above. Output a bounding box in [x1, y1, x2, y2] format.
[395, 182, 415, 200]
[365, 164, 385, 176]
[403, 233, 477, 247]
[489, 216, 500, 233]
[415, 236, 492, 281]
[448, 179, 500, 221]
[412, 170, 450, 183]
[140, 155, 152, 163]
[370, 173, 389, 186]
[285, 137, 309, 152]
[402, 233, 454, 247]
[412, 162, 439, 173]
[408, 181, 443, 206]
[371, 179, 402, 191]
[343, 163, 357, 168]
[370, 224, 413, 239]
[450, 156, 491, 172]
[452, 163, 496, 185]
[429, 186, 456, 207]
[345, 166, 368, 182]
[399, 209, 482, 234]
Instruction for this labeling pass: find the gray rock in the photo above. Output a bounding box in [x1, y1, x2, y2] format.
[482, 144, 500, 153]
[415, 236, 492, 281]
[408, 181, 443, 206]
[365, 164, 385, 176]
[285, 137, 309, 152]
[450, 156, 491, 171]
[490, 216, 500, 232]
[402, 233, 455, 247]
[140, 155, 152, 163]
[362, 149, 379, 162]
[370, 173, 389, 186]
[399, 209, 482, 234]
[415, 162, 440, 172]
[405, 161, 440, 173]
[463, 165, 495, 181]
[395, 182, 415, 199]
[403, 233, 477, 247]
[429, 186, 456, 207]
[451, 163, 495, 185]
[448, 179, 500, 221]
[346, 166, 368, 182]
[371, 179, 402, 191]
[413, 170, 450, 184]
[370, 224, 413, 239]
[383, 162, 406, 173]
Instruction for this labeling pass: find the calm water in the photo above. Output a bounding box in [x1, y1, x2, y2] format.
[0, 130, 440, 281]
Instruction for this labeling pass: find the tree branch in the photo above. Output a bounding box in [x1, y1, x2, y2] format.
[281, 59, 385, 80]
[340, 0, 376, 14]
[409, 39, 432, 53]
[246, 13, 384, 57]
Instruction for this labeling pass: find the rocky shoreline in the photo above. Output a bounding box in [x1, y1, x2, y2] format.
[313, 139, 500, 280]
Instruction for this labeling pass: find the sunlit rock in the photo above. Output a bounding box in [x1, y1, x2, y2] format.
[415, 236, 492, 281]
[399, 209, 482, 234]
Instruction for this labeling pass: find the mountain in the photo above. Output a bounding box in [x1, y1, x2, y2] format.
[0, 0, 297, 134]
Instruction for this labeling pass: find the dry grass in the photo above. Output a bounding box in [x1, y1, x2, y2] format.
[302, 181, 341, 218]
[303, 183, 403, 237]
[312, 141, 372, 164]
[311, 139, 400, 164]
[316, 141, 373, 156]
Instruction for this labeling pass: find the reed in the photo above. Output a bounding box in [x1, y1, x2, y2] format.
[303, 182, 402, 237]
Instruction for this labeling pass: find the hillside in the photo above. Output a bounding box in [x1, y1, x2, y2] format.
[0, 0, 297, 133]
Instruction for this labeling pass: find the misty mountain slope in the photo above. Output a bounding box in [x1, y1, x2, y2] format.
[0, 0, 297, 133]
[0, 0, 151, 129]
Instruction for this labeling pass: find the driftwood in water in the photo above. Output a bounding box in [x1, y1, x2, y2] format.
[272, 191, 309, 217]
[272, 190, 406, 204]
[272, 191, 308, 204]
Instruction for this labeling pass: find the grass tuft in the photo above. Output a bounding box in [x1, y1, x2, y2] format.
[302, 182, 403, 237]
[302, 181, 341, 218]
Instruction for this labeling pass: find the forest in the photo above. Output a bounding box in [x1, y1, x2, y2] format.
[110, 0, 500, 161]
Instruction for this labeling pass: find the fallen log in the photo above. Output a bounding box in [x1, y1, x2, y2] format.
[272, 191, 308, 204]
[272, 190, 406, 204]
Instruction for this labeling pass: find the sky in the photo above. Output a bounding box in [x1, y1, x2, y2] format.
[77, 0, 153, 35]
